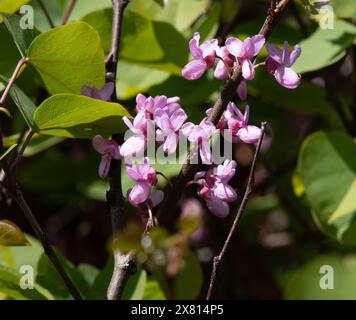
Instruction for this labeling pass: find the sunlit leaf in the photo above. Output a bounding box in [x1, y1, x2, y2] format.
[0, 220, 28, 246]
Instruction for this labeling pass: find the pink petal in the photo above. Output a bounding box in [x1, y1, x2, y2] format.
[170, 108, 187, 131]
[200, 120, 216, 138]
[205, 196, 230, 218]
[92, 135, 111, 154]
[136, 93, 147, 111]
[128, 183, 151, 205]
[154, 109, 171, 130]
[149, 190, 164, 207]
[251, 34, 265, 56]
[241, 59, 255, 80]
[226, 37, 243, 57]
[182, 60, 207, 80]
[189, 32, 203, 60]
[214, 60, 229, 80]
[237, 80, 247, 100]
[194, 171, 207, 180]
[163, 132, 178, 154]
[274, 66, 301, 89]
[120, 135, 145, 158]
[237, 125, 261, 144]
[126, 163, 141, 181]
[213, 183, 237, 202]
[200, 39, 218, 61]
[288, 44, 302, 67]
[98, 154, 111, 178]
[123, 116, 134, 130]
[99, 83, 114, 101]
[181, 122, 195, 139]
[267, 43, 283, 65]
[200, 140, 212, 164]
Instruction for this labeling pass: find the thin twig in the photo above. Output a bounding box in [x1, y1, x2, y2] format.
[105, 0, 136, 301]
[206, 122, 267, 300]
[0, 58, 28, 108]
[61, 0, 77, 25]
[37, 0, 55, 28]
[10, 129, 34, 171]
[158, 0, 293, 224]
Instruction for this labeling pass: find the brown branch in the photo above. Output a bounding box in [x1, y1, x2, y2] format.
[0, 58, 28, 108]
[10, 129, 34, 172]
[158, 0, 293, 222]
[61, 0, 77, 25]
[206, 122, 267, 300]
[105, 0, 136, 300]
[37, 0, 55, 28]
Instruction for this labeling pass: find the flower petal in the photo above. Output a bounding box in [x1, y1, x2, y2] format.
[200, 140, 212, 164]
[170, 108, 187, 131]
[251, 34, 265, 56]
[274, 66, 301, 89]
[205, 196, 230, 218]
[189, 32, 203, 60]
[237, 125, 261, 144]
[213, 183, 237, 202]
[288, 44, 302, 67]
[214, 60, 229, 80]
[182, 60, 207, 80]
[237, 80, 247, 101]
[120, 135, 145, 158]
[241, 59, 255, 80]
[98, 154, 111, 178]
[163, 132, 178, 154]
[128, 183, 151, 205]
[266, 43, 283, 65]
[226, 37, 243, 57]
[92, 135, 111, 154]
[149, 190, 164, 207]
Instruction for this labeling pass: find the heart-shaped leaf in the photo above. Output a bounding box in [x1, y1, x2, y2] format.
[298, 131, 356, 244]
[33, 94, 131, 139]
[0, 220, 28, 246]
[27, 21, 105, 95]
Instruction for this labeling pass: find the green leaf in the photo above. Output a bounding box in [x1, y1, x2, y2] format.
[128, 0, 209, 32]
[27, 21, 105, 95]
[285, 254, 356, 299]
[33, 94, 131, 139]
[143, 277, 166, 300]
[0, 0, 30, 23]
[0, 220, 28, 246]
[77, 264, 100, 287]
[173, 250, 203, 299]
[121, 268, 147, 300]
[0, 143, 17, 161]
[2, 13, 39, 57]
[298, 131, 356, 244]
[82, 10, 188, 75]
[193, 2, 221, 41]
[330, 0, 356, 20]
[293, 20, 356, 73]
[0, 265, 54, 300]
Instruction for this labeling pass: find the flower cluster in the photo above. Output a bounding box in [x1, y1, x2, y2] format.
[194, 160, 237, 218]
[89, 31, 301, 219]
[182, 32, 302, 97]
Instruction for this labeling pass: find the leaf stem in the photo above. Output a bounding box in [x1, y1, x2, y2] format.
[10, 129, 34, 172]
[206, 122, 267, 300]
[61, 0, 77, 25]
[37, 0, 55, 28]
[0, 58, 28, 108]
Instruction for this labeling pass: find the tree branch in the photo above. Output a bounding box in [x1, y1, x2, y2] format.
[105, 0, 136, 300]
[61, 0, 77, 25]
[206, 122, 267, 300]
[37, 0, 55, 28]
[158, 0, 293, 223]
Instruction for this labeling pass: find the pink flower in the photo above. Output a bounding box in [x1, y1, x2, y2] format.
[136, 94, 181, 119]
[266, 41, 301, 89]
[194, 160, 237, 218]
[126, 157, 163, 207]
[81, 83, 114, 101]
[155, 107, 187, 154]
[92, 135, 122, 178]
[214, 46, 235, 80]
[226, 35, 265, 80]
[181, 120, 216, 164]
[224, 102, 261, 144]
[237, 80, 247, 101]
[182, 32, 218, 80]
[120, 112, 152, 158]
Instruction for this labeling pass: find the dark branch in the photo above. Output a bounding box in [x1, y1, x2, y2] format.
[105, 0, 136, 300]
[206, 122, 267, 300]
[61, 0, 77, 25]
[37, 0, 55, 28]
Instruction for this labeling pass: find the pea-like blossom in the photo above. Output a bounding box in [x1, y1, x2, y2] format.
[81, 83, 114, 101]
[214, 46, 235, 80]
[181, 120, 216, 164]
[266, 41, 302, 89]
[194, 160, 237, 218]
[224, 102, 261, 144]
[120, 112, 153, 158]
[126, 157, 163, 207]
[92, 135, 122, 178]
[226, 35, 265, 80]
[182, 32, 218, 80]
[154, 107, 187, 154]
[136, 94, 181, 119]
